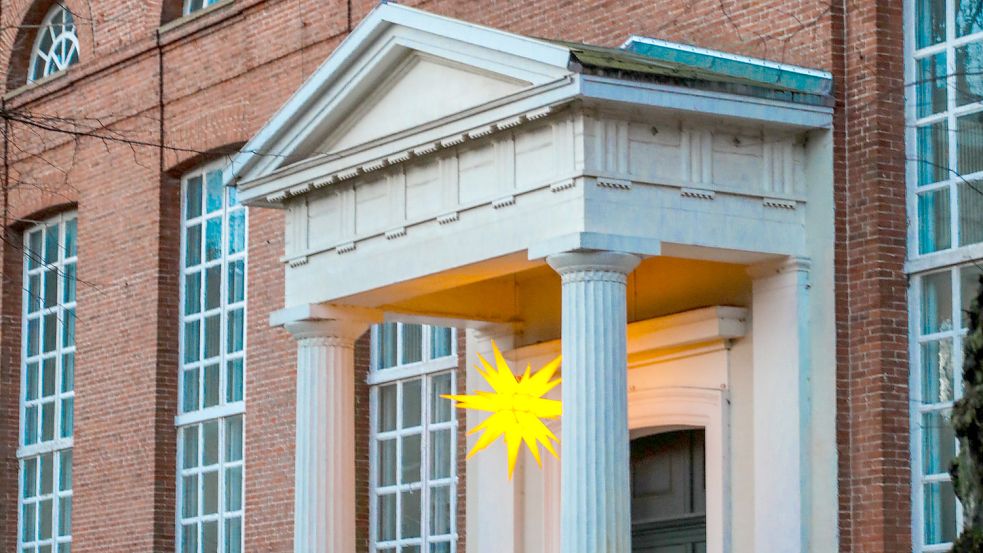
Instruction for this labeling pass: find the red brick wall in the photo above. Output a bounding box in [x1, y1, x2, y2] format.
[0, 0, 911, 552]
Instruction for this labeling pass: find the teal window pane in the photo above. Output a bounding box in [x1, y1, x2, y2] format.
[958, 111, 983, 175]
[182, 368, 199, 413]
[923, 480, 958, 545]
[956, 0, 983, 36]
[23, 457, 37, 498]
[26, 361, 38, 401]
[204, 314, 220, 359]
[62, 309, 75, 348]
[28, 231, 42, 269]
[205, 170, 223, 214]
[185, 175, 202, 219]
[226, 415, 243, 462]
[226, 309, 244, 353]
[225, 465, 242, 511]
[430, 327, 453, 358]
[921, 339, 955, 404]
[203, 363, 220, 408]
[401, 489, 422, 539]
[377, 323, 397, 369]
[226, 358, 243, 403]
[62, 263, 76, 303]
[921, 410, 956, 475]
[182, 426, 199, 469]
[228, 260, 245, 304]
[918, 187, 952, 253]
[185, 271, 201, 315]
[61, 353, 74, 393]
[60, 397, 73, 438]
[228, 209, 245, 255]
[184, 320, 200, 363]
[917, 52, 947, 117]
[958, 180, 983, 246]
[205, 218, 221, 261]
[44, 225, 58, 264]
[63, 218, 76, 258]
[955, 42, 983, 107]
[401, 324, 423, 364]
[917, 0, 946, 48]
[186, 224, 201, 267]
[58, 450, 71, 492]
[917, 121, 949, 186]
[205, 265, 221, 311]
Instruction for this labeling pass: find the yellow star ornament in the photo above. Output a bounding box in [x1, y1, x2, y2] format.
[442, 340, 562, 479]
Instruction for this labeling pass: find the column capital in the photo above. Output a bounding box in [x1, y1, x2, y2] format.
[272, 303, 382, 344]
[546, 251, 640, 283]
[746, 256, 811, 280]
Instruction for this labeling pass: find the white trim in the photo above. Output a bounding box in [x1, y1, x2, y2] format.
[27, 5, 79, 83]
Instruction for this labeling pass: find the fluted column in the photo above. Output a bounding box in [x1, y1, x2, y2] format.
[284, 319, 370, 553]
[547, 251, 640, 553]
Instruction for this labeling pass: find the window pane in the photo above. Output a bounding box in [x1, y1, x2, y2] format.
[202, 471, 218, 514]
[205, 218, 222, 261]
[378, 323, 397, 369]
[42, 313, 57, 353]
[203, 363, 220, 408]
[24, 457, 37, 498]
[228, 210, 245, 256]
[431, 373, 453, 423]
[63, 218, 76, 258]
[25, 406, 38, 445]
[225, 465, 242, 511]
[62, 309, 75, 348]
[918, 187, 952, 253]
[917, 52, 947, 118]
[402, 379, 422, 429]
[956, 0, 983, 36]
[28, 231, 42, 270]
[202, 519, 218, 553]
[22, 502, 35, 542]
[44, 225, 58, 264]
[921, 339, 955, 404]
[378, 439, 397, 487]
[400, 489, 422, 539]
[38, 499, 52, 540]
[228, 260, 245, 303]
[183, 368, 199, 413]
[430, 485, 451, 536]
[61, 353, 74, 393]
[27, 318, 39, 357]
[225, 517, 242, 553]
[205, 171, 223, 214]
[226, 359, 243, 403]
[186, 175, 203, 219]
[182, 523, 198, 553]
[186, 224, 202, 267]
[184, 321, 201, 363]
[958, 111, 983, 176]
[916, 0, 946, 48]
[923, 480, 958, 545]
[378, 493, 396, 542]
[958, 180, 983, 246]
[431, 429, 452, 480]
[41, 402, 54, 441]
[62, 263, 76, 303]
[226, 415, 243, 462]
[401, 324, 423, 364]
[431, 542, 452, 553]
[955, 42, 983, 107]
[185, 271, 202, 315]
[26, 361, 39, 401]
[183, 426, 199, 469]
[203, 421, 219, 465]
[42, 357, 55, 397]
[60, 397, 73, 438]
[922, 271, 953, 333]
[58, 495, 71, 536]
[378, 384, 397, 432]
[205, 265, 221, 311]
[917, 121, 949, 186]
[921, 410, 956, 475]
[227, 309, 244, 353]
[28, 274, 40, 313]
[401, 434, 422, 484]
[961, 265, 983, 328]
[182, 474, 198, 518]
[59, 450, 71, 492]
[204, 314, 220, 359]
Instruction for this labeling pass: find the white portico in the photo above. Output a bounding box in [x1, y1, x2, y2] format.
[230, 4, 837, 553]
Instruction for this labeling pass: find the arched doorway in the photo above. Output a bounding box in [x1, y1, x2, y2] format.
[630, 429, 707, 553]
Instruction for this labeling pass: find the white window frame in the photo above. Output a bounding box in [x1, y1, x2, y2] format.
[369, 324, 459, 553]
[905, 0, 983, 550]
[18, 212, 77, 553]
[175, 159, 247, 553]
[28, 4, 79, 83]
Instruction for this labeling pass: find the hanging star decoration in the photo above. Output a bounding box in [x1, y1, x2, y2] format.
[442, 341, 562, 479]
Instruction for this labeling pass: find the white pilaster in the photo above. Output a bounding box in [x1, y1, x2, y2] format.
[547, 251, 640, 553]
[282, 310, 377, 553]
[748, 257, 811, 553]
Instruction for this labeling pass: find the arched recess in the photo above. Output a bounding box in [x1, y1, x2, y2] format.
[4, 0, 86, 92]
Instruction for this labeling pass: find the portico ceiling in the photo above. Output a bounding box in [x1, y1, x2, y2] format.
[228, 2, 834, 312]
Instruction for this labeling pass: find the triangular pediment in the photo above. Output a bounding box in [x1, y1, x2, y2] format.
[321, 54, 530, 154]
[229, 3, 573, 185]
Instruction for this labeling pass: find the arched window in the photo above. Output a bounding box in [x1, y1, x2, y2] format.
[28, 4, 79, 83]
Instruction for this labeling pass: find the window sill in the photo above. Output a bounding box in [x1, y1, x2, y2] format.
[3, 68, 70, 101]
[158, 0, 236, 35]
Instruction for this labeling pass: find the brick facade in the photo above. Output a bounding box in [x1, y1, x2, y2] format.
[0, 1, 910, 552]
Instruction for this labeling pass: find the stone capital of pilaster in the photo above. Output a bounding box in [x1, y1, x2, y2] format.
[746, 255, 811, 280]
[274, 303, 382, 345]
[546, 251, 641, 283]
